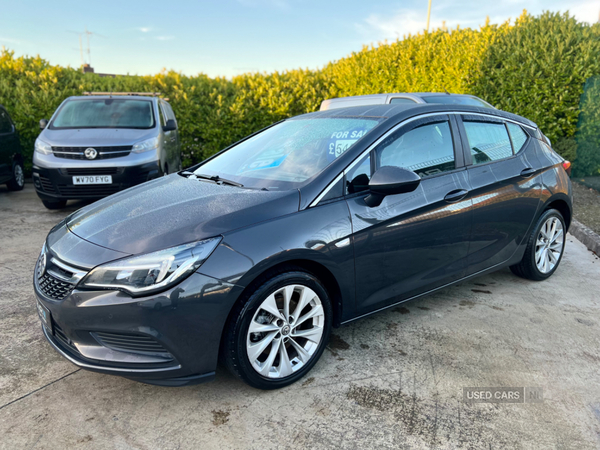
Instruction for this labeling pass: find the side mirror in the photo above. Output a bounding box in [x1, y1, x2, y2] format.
[364, 166, 421, 207]
[39, 119, 49, 130]
[163, 119, 177, 132]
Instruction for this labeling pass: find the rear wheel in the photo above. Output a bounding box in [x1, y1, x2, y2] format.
[223, 270, 332, 390]
[6, 161, 25, 191]
[42, 199, 67, 210]
[510, 209, 566, 281]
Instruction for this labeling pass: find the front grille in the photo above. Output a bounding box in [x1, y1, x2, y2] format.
[53, 146, 132, 160]
[56, 184, 122, 197]
[39, 175, 55, 193]
[54, 322, 78, 353]
[63, 167, 120, 176]
[94, 331, 171, 357]
[38, 273, 75, 300]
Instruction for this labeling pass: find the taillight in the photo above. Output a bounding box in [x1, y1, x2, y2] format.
[562, 161, 571, 176]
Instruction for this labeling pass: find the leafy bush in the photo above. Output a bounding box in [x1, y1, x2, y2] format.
[2, 10, 600, 176]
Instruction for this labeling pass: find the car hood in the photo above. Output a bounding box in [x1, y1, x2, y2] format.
[66, 174, 300, 255]
[40, 127, 156, 147]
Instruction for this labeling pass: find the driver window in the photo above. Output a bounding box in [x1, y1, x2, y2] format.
[375, 121, 456, 178]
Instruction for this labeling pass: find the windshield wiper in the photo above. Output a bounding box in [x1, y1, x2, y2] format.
[182, 172, 244, 188]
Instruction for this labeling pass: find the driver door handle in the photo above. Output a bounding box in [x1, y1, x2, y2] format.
[444, 189, 469, 203]
[520, 167, 536, 177]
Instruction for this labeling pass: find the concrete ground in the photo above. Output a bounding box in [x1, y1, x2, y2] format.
[1, 184, 600, 450]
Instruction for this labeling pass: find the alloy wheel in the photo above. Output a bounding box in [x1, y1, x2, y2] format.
[246, 284, 324, 379]
[14, 164, 24, 187]
[535, 216, 564, 274]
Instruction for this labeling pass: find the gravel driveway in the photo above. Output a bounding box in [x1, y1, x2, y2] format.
[1, 184, 600, 449]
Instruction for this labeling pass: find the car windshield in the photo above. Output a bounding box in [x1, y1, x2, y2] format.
[51, 99, 155, 129]
[423, 95, 492, 108]
[194, 117, 382, 190]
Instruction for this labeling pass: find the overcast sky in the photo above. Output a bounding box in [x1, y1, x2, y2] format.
[1, 0, 598, 78]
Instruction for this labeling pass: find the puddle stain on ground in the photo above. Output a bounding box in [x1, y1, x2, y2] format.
[329, 334, 350, 351]
[471, 289, 492, 294]
[346, 385, 511, 448]
[211, 410, 230, 426]
[393, 307, 411, 314]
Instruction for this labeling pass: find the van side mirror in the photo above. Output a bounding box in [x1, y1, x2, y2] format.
[163, 119, 177, 132]
[39, 119, 49, 130]
[364, 166, 421, 207]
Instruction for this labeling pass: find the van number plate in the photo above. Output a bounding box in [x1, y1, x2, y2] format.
[72, 175, 112, 185]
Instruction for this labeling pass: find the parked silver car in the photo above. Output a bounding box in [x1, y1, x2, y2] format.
[320, 92, 494, 110]
[33, 93, 181, 209]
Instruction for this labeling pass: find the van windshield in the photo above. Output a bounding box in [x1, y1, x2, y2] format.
[51, 99, 155, 129]
[194, 117, 382, 190]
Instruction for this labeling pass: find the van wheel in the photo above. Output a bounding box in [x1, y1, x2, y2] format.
[510, 209, 566, 281]
[7, 162, 25, 191]
[42, 199, 67, 210]
[223, 270, 332, 390]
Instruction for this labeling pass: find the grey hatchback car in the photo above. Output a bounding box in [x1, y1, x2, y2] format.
[32, 93, 181, 209]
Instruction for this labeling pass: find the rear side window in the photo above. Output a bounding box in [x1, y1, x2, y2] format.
[506, 123, 528, 153]
[463, 121, 513, 165]
[0, 109, 13, 134]
[389, 98, 417, 104]
[375, 121, 456, 178]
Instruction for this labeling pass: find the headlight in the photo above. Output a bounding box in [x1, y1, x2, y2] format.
[132, 136, 159, 153]
[79, 237, 221, 296]
[35, 138, 52, 155]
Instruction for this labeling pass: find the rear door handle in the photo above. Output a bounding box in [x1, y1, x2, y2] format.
[520, 167, 536, 177]
[444, 189, 468, 203]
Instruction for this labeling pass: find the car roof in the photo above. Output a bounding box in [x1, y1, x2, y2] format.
[292, 103, 538, 128]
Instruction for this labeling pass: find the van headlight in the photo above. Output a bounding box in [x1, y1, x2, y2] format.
[132, 136, 159, 153]
[35, 138, 53, 155]
[78, 238, 222, 296]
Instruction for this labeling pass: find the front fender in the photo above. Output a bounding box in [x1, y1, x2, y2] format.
[198, 199, 356, 321]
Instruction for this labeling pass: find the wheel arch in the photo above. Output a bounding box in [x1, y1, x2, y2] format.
[541, 194, 572, 231]
[217, 256, 345, 363]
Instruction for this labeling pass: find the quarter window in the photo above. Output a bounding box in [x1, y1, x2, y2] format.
[345, 154, 371, 194]
[463, 121, 513, 165]
[375, 121, 456, 178]
[506, 123, 528, 153]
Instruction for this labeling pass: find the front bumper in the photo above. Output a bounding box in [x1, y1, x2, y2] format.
[34, 252, 243, 386]
[32, 161, 161, 201]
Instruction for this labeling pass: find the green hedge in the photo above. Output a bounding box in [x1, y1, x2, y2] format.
[1, 10, 600, 176]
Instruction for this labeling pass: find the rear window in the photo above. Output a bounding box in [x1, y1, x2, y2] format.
[423, 95, 492, 108]
[51, 99, 155, 129]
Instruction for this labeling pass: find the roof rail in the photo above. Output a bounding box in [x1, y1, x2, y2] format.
[83, 92, 162, 97]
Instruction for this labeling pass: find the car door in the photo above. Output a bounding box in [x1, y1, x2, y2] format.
[0, 108, 17, 183]
[457, 115, 541, 275]
[346, 115, 473, 315]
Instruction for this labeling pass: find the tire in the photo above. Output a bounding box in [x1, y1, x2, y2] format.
[42, 199, 67, 210]
[6, 161, 25, 191]
[510, 208, 566, 281]
[222, 270, 333, 390]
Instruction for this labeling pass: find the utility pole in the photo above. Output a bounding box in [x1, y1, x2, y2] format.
[68, 27, 106, 69]
[78, 34, 84, 66]
[426, 0, 432, 32]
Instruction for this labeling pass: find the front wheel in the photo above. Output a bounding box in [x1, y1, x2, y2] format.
[6, 161, 25, 191]
[223, 270, 332, 390]
[510, 209, 566, 281]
